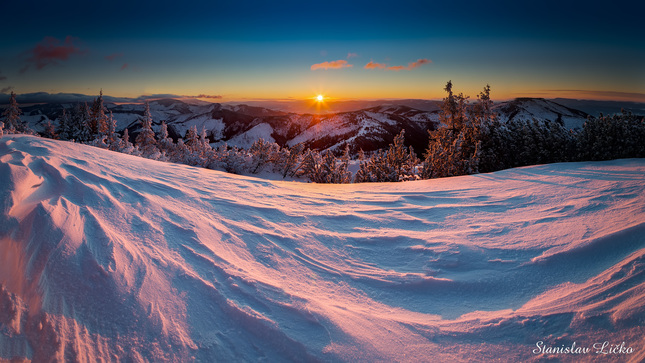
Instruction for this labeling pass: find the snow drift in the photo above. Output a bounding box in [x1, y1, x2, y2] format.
[1, 135, 644, 362]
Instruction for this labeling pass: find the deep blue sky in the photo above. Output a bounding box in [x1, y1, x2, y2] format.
[1, 0, 644, 101]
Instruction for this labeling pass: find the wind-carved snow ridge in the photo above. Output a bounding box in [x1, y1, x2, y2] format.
[1, 135, 644, 362]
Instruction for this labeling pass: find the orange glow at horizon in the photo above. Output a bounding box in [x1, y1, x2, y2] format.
[316, 94, 324, 102]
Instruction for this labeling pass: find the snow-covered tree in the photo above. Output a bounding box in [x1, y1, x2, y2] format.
[169, 138, 191, 164]
[214, 143, 247, 174]
[117, 128, 135, 154]
[56, 108, 72, 140]
[276, 142, 305, 178]
[248, 138, 279, 174]
[89, 90, 109, 139]
[135, 102, 160, 159]
[42, 120, 58, 139]
[423, 81, 483, 178]
[105, 111, 120, 149]
[577, 111, 645, 161]
[68, 103, 92, 142]
[182, 125, 204, 165]
[0, 121, 4, 138]
[354, 130, 418, 182]
[2, 91, 25, 133]
[157, 121, 175, 161]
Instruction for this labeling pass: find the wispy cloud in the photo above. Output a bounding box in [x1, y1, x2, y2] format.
[1, 86, 14, 94]
[364, 61, 387, 70]
[121, 63, 129, 71]
[0, 70, 6, 81]
[186, 94, 223, 99]
[388, 58, 431, 71]
[311, 60, 353, 70]
[105, 52, 123, 61]
[20, 36, 86, 73]
[365, 58, 431, 71]
[347, 52, 358, 59]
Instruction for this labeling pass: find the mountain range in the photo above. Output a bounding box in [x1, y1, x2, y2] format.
[9, 95, 645, 155]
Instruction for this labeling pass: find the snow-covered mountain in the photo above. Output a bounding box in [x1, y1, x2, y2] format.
[18, 99, 442, 154]
[1, 135, 644, 361]
[494, 98, 590, 129]
[10, 97, 613, 154]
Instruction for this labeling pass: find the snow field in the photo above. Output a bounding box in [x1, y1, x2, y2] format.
[0, 135, 644, 362]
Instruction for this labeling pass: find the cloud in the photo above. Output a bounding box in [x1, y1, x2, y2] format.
[365, 58, 431, 71]
[311, 60, 353, 70]
[347, 52, 358, 59]
[192, 94, 223, 99]
[21, 36, 86, 73]
[121, 63, 128, 70]
[0, 76, 6, 81]
[388, 58, 431, 71]
[105, 53, 123, 61]
[364, 61, 387, 69]
[176, 94, 223, 99]
[0, 92, 224, 105]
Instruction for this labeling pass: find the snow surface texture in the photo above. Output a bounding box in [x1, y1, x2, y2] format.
[1, 135, 644, 362]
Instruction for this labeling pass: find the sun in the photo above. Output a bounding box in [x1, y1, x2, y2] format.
[316, 94, 324, 102]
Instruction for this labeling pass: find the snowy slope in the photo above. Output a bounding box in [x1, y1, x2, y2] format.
[1, 135, 644, 362]
[495, 98, 589, 129]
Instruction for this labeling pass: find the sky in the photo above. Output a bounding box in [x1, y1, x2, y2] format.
[1, 0, 644, 102]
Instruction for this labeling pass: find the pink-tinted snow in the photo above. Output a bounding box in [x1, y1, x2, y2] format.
[1, 135, 644, 362]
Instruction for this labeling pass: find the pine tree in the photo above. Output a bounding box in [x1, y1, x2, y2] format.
[42, 120, 58, 139]
[105, 111, 120, 149]
[67, 103, 92, 142]
[170, 138, 190, 164]
[157, 121, 175, 160]
[424, 81, 484, 178]
[183, 126, 201, 165]
[354, 149, 371, 182]
[385, 130, 411, 181]
[338, 144, 352, 183]
[2, 91, 24, 133]
[198, 126, 214, 166]
[248, 138, 276, 174]
[135, 102, 160, 159]
[118, 128, 135, 154]
[56, 108, 72, 140]
[89, 90, 109, 139]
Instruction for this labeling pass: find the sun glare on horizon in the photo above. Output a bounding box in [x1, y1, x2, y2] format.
[316, 94, 324, 102]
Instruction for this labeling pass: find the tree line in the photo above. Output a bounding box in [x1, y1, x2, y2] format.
[2, 85, 644, 183]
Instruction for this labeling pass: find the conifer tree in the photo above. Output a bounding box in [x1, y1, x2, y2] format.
[68, 103, 92, 142]
[56, 108, 72, 140]
[183, 125, 202, 165]
[354, 149, 370, 182]
[89, 90, 109, 138]
[118, 128, 135, 154]
[105, 111, 120, 149]
[198, 126, 214, 166]
[42, 120, 58, 139]
[170, 138, 190, 164]
[2, 91, 24, 133]
[157, 121, 175, 159]
[424, 81, 483, 178]
[135, 102, 160, 159]
[248, 138, 277, 174]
